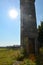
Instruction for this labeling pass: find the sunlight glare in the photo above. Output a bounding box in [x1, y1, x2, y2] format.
[9, 9, 18, 19]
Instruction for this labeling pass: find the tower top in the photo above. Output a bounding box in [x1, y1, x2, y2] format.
[25, 0, 35, 2]
[20, 0, 35, 4]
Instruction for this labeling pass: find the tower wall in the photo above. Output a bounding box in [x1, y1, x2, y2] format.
[20, 0, 38, 55]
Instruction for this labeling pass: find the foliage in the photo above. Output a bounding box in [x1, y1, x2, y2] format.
[0, 47, 43, 65]
[40, 47, 43, 54]
[0, 48, 36, 65]
[20, 59, 36, 65]
[16, 50, 24, 61]
[36, 47, 43, 65]
[36, 55, 41, 65]
[38, 21, 43, 47]
[16, 47, 26, 61]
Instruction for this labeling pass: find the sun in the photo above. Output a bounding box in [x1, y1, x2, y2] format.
[9, 9, 18, 19]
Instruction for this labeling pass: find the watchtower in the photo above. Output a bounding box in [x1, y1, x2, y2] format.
[20, 0, 38, 55]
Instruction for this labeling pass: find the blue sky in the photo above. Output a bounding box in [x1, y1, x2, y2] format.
[0, 0, 43, 46]
[35, 0, 43, 26]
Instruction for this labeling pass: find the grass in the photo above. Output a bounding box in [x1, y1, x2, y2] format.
[0, 47, 43, 65]
[0, 48, 20, 65]
[0, 47, 36, 65]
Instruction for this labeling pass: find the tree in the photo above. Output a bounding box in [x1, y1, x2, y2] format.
[38, 21, 43, 47]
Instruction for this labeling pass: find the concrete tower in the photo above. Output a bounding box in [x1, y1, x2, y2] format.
[20, 0, 38, 55]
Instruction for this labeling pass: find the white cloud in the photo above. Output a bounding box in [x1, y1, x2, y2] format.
[0, 41, 20, 47]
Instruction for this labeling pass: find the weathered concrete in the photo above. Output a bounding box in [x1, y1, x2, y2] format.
[20, 0, 38, 55]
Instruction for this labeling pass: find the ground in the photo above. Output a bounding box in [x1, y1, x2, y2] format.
[0, 47, 43, 65]
[0, 48, 20, 65]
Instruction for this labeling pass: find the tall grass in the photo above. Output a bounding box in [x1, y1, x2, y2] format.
[0, 48, 20, 65]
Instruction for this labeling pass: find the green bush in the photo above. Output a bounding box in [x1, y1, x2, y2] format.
[40, 47, 43, 54]
[21, 59, 36, 65]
